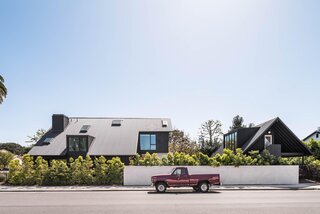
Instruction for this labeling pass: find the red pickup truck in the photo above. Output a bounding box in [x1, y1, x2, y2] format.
[151, 167, 220, 193]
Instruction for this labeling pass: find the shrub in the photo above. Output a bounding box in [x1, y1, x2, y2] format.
[0, 173, 6, 182]
[43, 160, 70, 185]
[93, 156, 108, 185]
[21, 154, 36, 185]
[0, 143, 25, 155]
[0, 150, 14, 170]
[7, 159, 23, 185]
[106, 157, 124, 185]
[69, 156, 94, 185]
[34, 156, 48, 185]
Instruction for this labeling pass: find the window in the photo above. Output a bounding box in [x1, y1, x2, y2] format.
[140, 134, 156, 150]
[224, 132, 237, 151]
[80, 125, 90, 133]
[111, 120, 122, 126]
[172, 168, 181, 176]
[264, 135, 272, 149]
[316, 133, 319, 138]
[162, 120, 168, 127]
[68, 136, 87, 152]
[43, 138, 53, 145]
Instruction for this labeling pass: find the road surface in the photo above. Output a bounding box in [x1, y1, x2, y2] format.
[0, 190, 319, 214]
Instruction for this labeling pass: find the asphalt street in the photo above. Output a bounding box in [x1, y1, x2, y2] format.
[0, 190, 319, 214]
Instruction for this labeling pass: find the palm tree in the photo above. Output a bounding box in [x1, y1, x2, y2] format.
[0, 75, 7, 104]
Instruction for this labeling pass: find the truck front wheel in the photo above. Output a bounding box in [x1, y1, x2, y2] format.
[199, 182, 209, 193]
[155, 182, 167, 193]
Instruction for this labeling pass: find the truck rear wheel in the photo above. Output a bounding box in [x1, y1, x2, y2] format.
[155, 182, 167, 193]
[199, 182, 209, 193]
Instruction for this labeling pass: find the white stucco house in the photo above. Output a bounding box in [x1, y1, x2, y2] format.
[303, 127, 320, 142]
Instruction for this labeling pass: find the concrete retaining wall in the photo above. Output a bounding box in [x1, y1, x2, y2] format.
[124, 165, 299, 186]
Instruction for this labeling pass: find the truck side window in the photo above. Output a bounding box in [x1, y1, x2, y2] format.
[181, 168, 187, 175]
[173, 169, 181, 176]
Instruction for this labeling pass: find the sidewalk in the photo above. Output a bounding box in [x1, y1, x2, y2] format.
[0, 183, 319, 192]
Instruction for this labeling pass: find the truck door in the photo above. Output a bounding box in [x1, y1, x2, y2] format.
[167, 168, 189, 187]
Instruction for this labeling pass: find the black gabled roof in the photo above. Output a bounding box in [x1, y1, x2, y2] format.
[241, 117, 312, 156]
[242, 118, 278, 152]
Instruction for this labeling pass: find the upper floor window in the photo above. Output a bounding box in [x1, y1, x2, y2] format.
[224, 132, 237, 151]
[68, 136, 87, 152]
[140, 134, 156, 150]
[316, 133, 319, 138]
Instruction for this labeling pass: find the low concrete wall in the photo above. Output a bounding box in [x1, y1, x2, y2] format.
[124, 165, 299, 186]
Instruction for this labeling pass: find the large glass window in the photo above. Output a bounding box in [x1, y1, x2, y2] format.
[140, 134, 156, 150]
[225, 132, 237, 151]
[68, 136, 87, 152]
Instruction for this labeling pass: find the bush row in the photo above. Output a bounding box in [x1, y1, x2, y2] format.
[7, 155, 124, 186]
[129, 149, 284, 166]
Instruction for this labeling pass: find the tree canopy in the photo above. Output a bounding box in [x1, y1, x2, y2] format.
[198, 120, 223, 156]
[229, 115, 246, 131]
[169, 129, 199, 155]
[0, 75, 7, 104]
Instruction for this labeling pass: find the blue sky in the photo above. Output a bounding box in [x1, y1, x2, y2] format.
[0, 0, 319, 145]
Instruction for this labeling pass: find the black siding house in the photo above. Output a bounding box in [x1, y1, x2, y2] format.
[223, 118, 311, 157]
[28, 114, 173, 164]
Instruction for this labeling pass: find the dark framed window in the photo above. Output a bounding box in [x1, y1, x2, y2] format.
[225, 132, 237, 151]
[68, 136, 87, 152]
[140, 134, 156, 150]
[316, 133, 319, 138]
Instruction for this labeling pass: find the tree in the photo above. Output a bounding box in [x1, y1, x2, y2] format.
[198, 120, 223, 156]
[27, 129, 46, 144]
[0, 75, 7, 104]
[169, 129, 199, 154]
[0, 150, 14, 170]
[229, 115, 246, 131]
[0, 143, 25, 155]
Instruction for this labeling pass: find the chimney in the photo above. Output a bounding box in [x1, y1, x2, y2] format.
[52, 114, 69, 132]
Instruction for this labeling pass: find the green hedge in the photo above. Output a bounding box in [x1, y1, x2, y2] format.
[7, 155, 124, 186]
[129, 149, 281, 167]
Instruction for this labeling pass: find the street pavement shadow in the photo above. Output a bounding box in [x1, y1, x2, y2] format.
[147, 190, 221, 194]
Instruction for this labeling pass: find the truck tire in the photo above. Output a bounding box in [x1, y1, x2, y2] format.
[199, 181, 209, 193]
[155, 182, 167, 193]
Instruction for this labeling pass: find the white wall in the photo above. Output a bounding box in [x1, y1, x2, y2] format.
[124, 165, 299, 186]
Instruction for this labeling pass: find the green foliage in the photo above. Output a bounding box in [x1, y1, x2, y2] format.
[130, 149, 283, 167]
[306, 139, 320, 160]
[169, 129, 199, 154]
[8, 159, 23, 185]
[0, 143, 26, 155]
[106, 157, 124, 185]
[21, 154, 36, 185]
[69, 156, 93, 185]
[0, 173, 6, 182]
[43, 160, 70, 185]
[198, 120, 223, 156]
[93, 156, 108, 185]
[0, 75, 7, 104]
[7, 155, 125, 186]
[0, 150, 14, 169]
[34, 156, 48, 185]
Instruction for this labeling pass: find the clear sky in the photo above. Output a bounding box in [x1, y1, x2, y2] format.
[0, 0, 319, 146]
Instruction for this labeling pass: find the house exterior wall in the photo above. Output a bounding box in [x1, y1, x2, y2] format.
[304, 133, 320, 142]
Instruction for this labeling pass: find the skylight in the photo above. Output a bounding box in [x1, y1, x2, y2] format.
[80, 125, 91, 133]
[162, 120, 168, 127]
[43, 138, 53, 145]
[111, 120, 122, 126]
